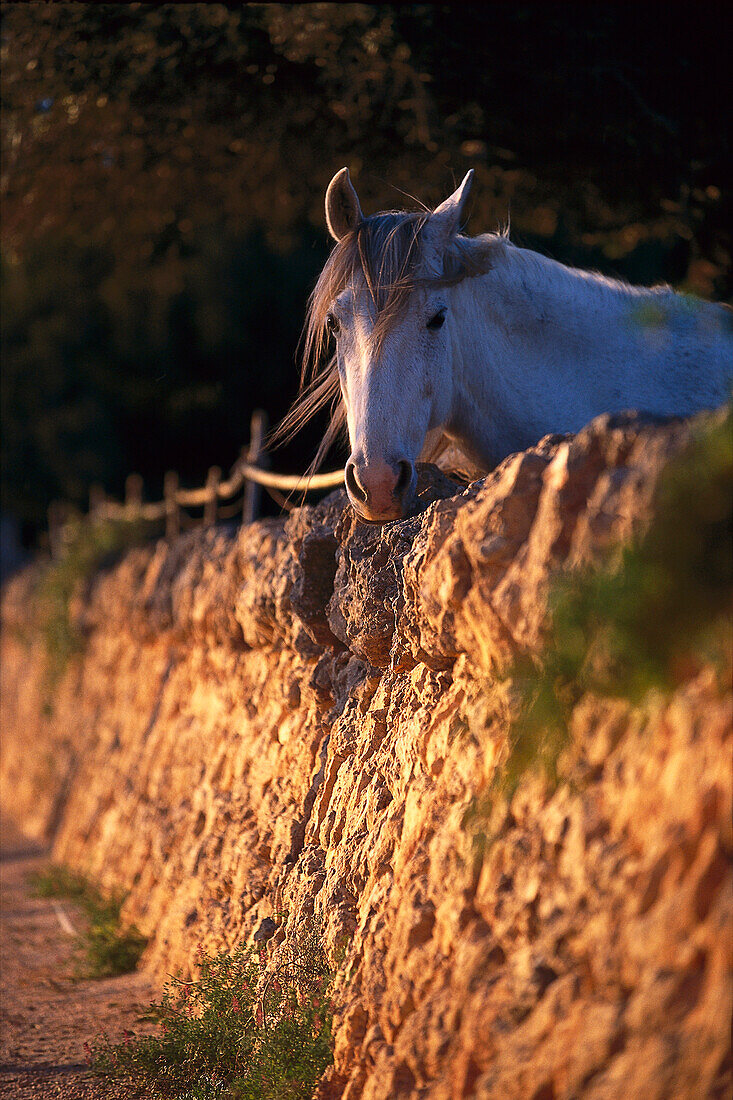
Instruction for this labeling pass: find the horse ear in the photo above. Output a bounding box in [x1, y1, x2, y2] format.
[423, 170, 474, 275]
[325, 167, 364, 241]
[432, 170, 474, 236]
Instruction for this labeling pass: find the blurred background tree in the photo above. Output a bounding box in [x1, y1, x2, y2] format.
[1, 3, 731, 546]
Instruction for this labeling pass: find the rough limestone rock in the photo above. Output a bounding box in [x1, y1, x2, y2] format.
[1, 412, 730, 1100]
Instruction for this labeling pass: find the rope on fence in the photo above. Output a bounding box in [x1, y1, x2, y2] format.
[48, 409, 346, 552]
[230, 461, 345, 493]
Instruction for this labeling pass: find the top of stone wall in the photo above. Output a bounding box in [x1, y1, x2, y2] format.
[2, 411, 697, 689]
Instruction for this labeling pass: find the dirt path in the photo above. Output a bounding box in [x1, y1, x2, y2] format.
[0, 820, 153, 1099]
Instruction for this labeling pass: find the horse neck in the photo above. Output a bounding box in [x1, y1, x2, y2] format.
[471, 240, 675, 342]
[445, 243, 676, 464]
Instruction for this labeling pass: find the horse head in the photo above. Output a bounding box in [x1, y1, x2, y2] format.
[324, 167, 487, 522]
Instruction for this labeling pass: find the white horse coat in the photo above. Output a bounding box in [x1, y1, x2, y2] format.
[286, 168, 732, 521]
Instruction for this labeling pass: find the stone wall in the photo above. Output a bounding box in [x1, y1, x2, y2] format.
[2, 413, 730, 1099]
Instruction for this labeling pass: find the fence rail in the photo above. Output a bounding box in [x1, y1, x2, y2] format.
[47, 410, 344, 556]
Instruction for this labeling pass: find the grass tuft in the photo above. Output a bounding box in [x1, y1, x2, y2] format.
[90, 938, 333, 1099]
[30, 863, 147, 978]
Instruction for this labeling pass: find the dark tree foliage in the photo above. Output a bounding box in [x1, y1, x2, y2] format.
[1, 3, 730, 543]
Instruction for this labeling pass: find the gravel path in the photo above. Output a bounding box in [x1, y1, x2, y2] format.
[0, 820, 153, 1099]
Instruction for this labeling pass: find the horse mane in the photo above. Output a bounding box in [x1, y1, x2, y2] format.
[272, 208, 492, 474]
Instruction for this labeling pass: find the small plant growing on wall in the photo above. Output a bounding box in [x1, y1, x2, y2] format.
[465, 402, 733, 827]
[37, 515, 151, 687]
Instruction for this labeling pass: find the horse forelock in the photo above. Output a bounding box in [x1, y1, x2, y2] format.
[273, 212, 430, 456]
[305, 210, 493, 362]
[271, 208, 489, 471]
[319, 211, 431, 357]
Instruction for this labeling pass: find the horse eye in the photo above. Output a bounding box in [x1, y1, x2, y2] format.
[326, 312, 340, 337]
[427, 310, 446, 330]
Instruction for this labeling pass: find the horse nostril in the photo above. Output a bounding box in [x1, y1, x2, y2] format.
[345, 461, 368, 503]
[395, 459, 413, 498]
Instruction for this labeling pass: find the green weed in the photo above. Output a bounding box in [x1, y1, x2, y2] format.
[90, 939, 333, 1099]
[494, 403, 733, 799]
[37, 515, 152, 685]
[30, 863, 147, 978]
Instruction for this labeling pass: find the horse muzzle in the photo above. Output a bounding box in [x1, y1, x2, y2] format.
[345, 456, 416, 522]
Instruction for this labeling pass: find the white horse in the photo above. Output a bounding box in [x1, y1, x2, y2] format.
[282, 167, 732, 522]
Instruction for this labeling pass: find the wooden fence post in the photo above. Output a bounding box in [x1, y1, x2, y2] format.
[89, 483, 105, 519]
[203, 466, 221, 528]
[48, 501, 65, 559]
[125, 473, 143, 512]
[243, 409, 269, 525]
[164, 471, 180, 539]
